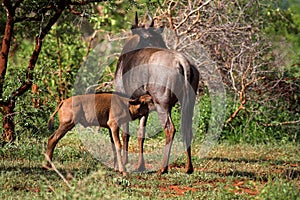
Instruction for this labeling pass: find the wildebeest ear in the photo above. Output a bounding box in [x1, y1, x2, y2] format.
[122, 34, 140, 54]
[156, 26, 164, 33]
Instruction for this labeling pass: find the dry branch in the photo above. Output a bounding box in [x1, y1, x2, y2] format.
[154, 0, 298, 125]
[262, 120, 300, 127]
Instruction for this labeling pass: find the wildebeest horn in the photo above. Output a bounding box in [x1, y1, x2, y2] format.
[135, 12, 138, 27]
[147, 12, 154, 27]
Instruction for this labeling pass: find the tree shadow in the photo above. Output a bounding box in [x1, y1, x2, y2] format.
[204, 157, 300, 181]
[208, 169, 299, 181]
[206, 157, 300, 166]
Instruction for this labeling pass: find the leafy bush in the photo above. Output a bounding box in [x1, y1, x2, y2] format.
[221, 93, 299, 144]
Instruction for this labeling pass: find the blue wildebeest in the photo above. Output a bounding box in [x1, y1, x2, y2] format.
[114, 13, 199, 174]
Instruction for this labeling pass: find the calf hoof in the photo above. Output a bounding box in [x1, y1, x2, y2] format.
[114, 167, 118, 172]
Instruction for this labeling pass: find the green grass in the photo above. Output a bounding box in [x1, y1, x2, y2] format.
[0, 132, 299, 199]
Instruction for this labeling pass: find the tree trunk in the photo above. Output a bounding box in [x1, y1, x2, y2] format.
[0, 0, 15, 143]
[2, 100, 15, 142]
[0, 1, 66, 143]
[0, 1, 14, 95]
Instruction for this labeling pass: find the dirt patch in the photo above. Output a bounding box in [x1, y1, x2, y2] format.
[225, 179, 266, 196]
[159, 185, 198, 196]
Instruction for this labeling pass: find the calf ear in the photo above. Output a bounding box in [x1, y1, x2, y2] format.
[139, 94, 153, 104]
[129, 99, 141, 105]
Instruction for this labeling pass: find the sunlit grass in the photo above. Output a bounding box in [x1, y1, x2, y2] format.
[0, 131, 299, 199]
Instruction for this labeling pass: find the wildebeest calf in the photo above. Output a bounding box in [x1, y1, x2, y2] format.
[43, 92, 153, 175]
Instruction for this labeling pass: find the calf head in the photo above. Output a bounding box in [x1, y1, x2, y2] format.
[129, 94, 154, 119]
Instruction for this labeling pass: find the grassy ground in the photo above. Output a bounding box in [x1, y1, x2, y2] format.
[0, 132, 299, 200]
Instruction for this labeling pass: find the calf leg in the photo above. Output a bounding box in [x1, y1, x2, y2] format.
[136, 115, 148, 171]
[121, 123, 129, 165]
[43, 122, 75, 169]
[108, 129, 118, 171]
[109, 121, 126, 176]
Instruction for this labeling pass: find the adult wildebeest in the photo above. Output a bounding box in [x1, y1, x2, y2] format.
[43, 92, 153, 175]
[114, 13, 199, 174]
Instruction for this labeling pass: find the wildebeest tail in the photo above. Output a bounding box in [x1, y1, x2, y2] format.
[178, 56, 197, 149]
[48, 101, 64, 132]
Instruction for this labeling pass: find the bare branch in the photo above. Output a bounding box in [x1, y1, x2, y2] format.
[69, 0, 107, 6]
[262, 120, 300, 127]
[155, 0, 296, 125]
[174, 0, 212, 30]
[226, 104, 246, 124]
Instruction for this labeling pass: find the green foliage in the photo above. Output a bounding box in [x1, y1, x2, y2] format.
[36, 18, 87, 99]
[88, 0, 162, 32]
[263, 0, 300, 76]
[221, 92, 299, 144]
[1, 0, 299, 144]
[0, 14, 87, 138]
[193, 92, 212, 143]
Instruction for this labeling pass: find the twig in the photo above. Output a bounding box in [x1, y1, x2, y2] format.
[44, 154, 73, 189]
[262, 120, 300, 127]
[226, 104, 246, 124]
[174, 0, 212, 30]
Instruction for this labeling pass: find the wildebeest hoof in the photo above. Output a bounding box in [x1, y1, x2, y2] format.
[185, 162, 194, 174]
[185, 166, 194, 174]
[157, 167, 168, 175]
[135, 164, 146, 172]
[121, 171, 128, 177]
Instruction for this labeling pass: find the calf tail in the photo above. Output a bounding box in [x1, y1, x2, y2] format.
[48, 101, 64, 132]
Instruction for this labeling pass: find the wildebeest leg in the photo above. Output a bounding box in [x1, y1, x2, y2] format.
[43, 122, 75, 169]
[157, 105, 175, 174]
[136, 115, 148, 171]
[184, 122, 193, 174]
[109, 121, 127, 176]
[121, 123, 129, 165]
[181, 97, 195, 174]
[108, 129, 118, 171]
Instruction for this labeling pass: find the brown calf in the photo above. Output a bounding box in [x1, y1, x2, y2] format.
[43, 92, 153, 175]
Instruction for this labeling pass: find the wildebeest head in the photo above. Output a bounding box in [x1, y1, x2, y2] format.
[121, 12, 167, 54]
